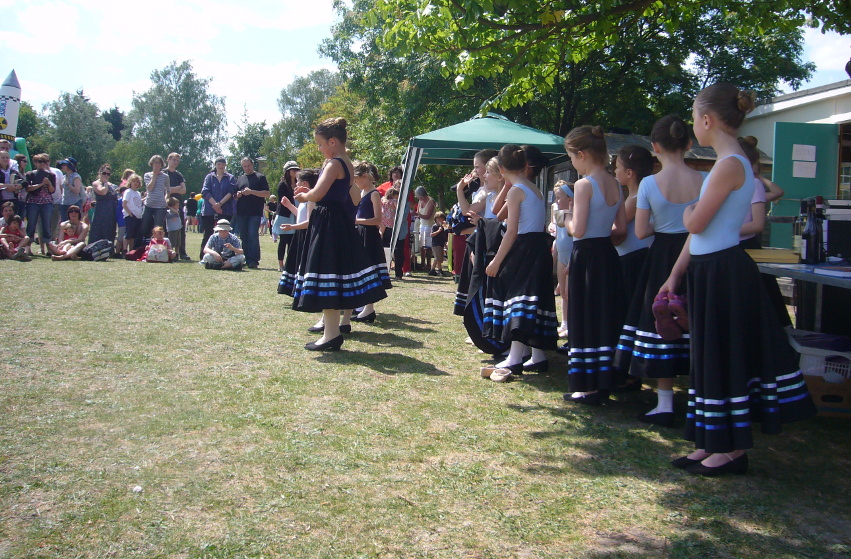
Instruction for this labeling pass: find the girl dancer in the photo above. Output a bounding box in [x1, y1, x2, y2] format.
[278, 168, 319, 296]
[481, 144, 558, 381]
[661, 83, 814, 475]
[737, 136, 791, 327]
[563, 126, 627, 405]
[614, 146, 655, 293]
[613, 116, 702, 425]
[290, 119, 387, 351]
[352, 160, 392, 323]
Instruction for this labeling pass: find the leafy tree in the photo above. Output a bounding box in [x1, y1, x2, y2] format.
[17, 101, 49, 156]
[40, 90, 115, 181]
[260, 69, 344, 182]
[129, 60, 226, 190]
[102, 107, 126, 141]
[227, 108, 269, 176]
[372, 0, 850, 116]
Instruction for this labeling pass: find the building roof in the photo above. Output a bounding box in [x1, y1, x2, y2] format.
[748, 79, 851, 120]
[604, 133, 771, 164]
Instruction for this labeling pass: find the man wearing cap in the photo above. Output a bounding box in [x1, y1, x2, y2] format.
[233, 157, 269, 269]
[200, 219, 245, 270]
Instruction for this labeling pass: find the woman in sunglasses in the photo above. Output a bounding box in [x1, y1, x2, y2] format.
[89, 163, 118, 246]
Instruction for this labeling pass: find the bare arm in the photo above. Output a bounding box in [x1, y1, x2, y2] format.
[634, 208, 654, 239]
[296, 160, 342, 203]
[567, 179, 592, 238]
[760, 176, 784, 203]
[611, 197, 627, 246]
[740, 201, 766, 237]
[486, 186, 523, 277]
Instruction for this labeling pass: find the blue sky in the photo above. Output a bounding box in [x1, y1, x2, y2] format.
[3, 1, 849, 139]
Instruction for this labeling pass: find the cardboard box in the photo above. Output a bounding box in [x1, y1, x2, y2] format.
[804, 375, 851, 417]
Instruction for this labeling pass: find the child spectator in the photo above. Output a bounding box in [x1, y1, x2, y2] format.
[115, 186, 127, 256]
[0, 201, 14, 227]
[122, 174, 143, 253]
[142, 226, 176, 262]
[0, 215, 32, 260]
[166, 197, 183, 257]
[48, 205, 88, 261]
[429, 211, 448, 276]
[380, 186, 398, 243]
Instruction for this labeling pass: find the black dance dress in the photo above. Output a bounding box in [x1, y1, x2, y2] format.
[684, 155, 813, 453]
[289, 158, 387, 312]
[355, 189, 392, 290]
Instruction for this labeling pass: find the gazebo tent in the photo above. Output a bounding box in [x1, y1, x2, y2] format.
[391, 114, 567, 251]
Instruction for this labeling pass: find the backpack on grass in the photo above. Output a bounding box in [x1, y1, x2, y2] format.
[80, 239, 113, 261]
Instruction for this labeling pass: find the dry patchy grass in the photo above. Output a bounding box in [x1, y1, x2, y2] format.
[1, 232, 850, 558]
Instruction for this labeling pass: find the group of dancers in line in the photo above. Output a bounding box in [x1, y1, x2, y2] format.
[276, 83, 815, 476]
[453, 83, 815, 476]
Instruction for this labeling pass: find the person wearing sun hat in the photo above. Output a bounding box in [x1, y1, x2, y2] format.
[200, 218, 245, 270]
[58, 156, 84, 223]
[274, 160, 300, 270]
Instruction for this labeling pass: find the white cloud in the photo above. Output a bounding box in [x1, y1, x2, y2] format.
[802, 28, 850, 73]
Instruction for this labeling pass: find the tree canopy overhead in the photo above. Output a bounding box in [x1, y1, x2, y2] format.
[374, 0, 850, 115]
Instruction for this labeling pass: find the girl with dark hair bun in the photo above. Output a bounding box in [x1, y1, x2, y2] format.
[613, 116, 703, 425]
[737, 136, 790, 328]
[562, 127, 628, 405]
[352, 160, 392, 323]
[289, 119, 387, 351]
[478, 144, 558, 381]
[614, 145, 655, 291]
[658, 84, 814, 476]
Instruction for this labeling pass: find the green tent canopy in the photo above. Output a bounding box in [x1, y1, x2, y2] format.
[392, 114, 567, 250]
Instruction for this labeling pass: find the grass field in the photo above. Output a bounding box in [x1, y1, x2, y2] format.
[1, 231, 850, 558]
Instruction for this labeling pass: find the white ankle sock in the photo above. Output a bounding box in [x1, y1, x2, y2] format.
[497, 341, 527, 368]
[646, 389, 674, 415]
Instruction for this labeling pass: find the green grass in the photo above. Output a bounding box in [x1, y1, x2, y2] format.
[1, 231, 850, 558]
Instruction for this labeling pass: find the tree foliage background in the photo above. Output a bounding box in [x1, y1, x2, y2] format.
[16, 0, 849, 205]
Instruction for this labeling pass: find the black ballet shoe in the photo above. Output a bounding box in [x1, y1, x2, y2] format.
[555, 343, 570, 356]
[340, 324, 352, 334]
[352, 311, 376, 323]
[610, 377, 642, 393]
[563, 391, 609, 406]
[670, 456, 703, 469]
[492, 354, 530, 365]
[637, 411, 675, 427]
[685, 453, 748, 477]
[308, 324, 325, 333]
[304, 335, 344, 352]
[522, 359, 549, 373]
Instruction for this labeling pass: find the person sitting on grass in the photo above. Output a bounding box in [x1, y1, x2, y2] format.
[0, 215, 32, 260]
[142, 226, 177, 263]
[200, 219, 245, 270]
[48, 205, 88, 261]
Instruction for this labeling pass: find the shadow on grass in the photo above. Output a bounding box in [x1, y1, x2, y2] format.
[365, 313, 439, 334]
[312, 348, 450, 376]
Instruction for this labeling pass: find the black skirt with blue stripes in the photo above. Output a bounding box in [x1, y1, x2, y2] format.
[685, 245, 815, 453]
[481, 232, 559, 350]
[567, 236, 628, 391]
[614, 232, 690, 378]
[356, 223, 393, 290]
[290, 201, 387, 313]
[278, 228, 306, 296]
